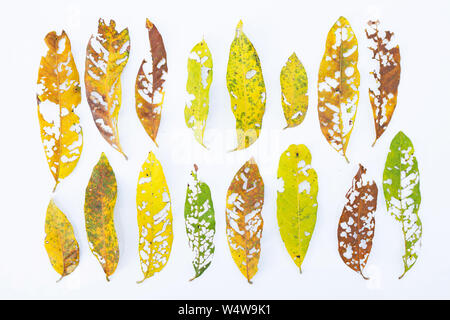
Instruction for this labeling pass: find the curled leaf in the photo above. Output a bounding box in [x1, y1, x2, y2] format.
[84, 153, 119, 281]
[185, 40, 213, 148]
[226, 21, 266, 151]
[280, 53, 308, 129]
[337, 164, 378, 280]
[366, 20, 401, 146]
[383, 131, 421, 279]
[318, 16, 360, 162]
[277, 144, 318, 272]
[136, 152, 173, 283]
[85, 19, 130, 158]
[226, 158, 264, 283]
[37, 30, 83, 191]
[44, 200, 80, 281]
[136, 19, 168, 146]
[184, 165, 215, 280]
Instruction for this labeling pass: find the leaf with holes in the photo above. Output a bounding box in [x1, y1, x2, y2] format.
[185, 40, 213, 148]
[136, 152, 173, 283]
[366, 20, 401, 146]
[338, 164, 378, 279]
[383, 131, 421, 279]
[85, 19, 130, 158]
[226, 21, 266, 151]
[37, 31, 83, 191]
[184, 164, 215, 280]
[280, 53, 308, 129]
[318, 16, 360, 162]
[136, 19, 168, 146]
[226, 158, 264, 283]
[84, 153, 119, 281]
[44, 199, 80, 281]
[277, 144, 318, 272]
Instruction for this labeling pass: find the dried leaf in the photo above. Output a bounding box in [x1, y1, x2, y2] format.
[184, 40, 213, 148]
[85, 19, 130, 158]
[135, 19, 168, 146]
[184, 164, 215, 280]
[383, 131, 421, 279]
[280, 53, 308, 129]
[84, 153, 119, 281]
[37, 31, 83, 191]
[136, 151, 173, 283]
[318, 16, 360, 162]
[277, 144, 318, 272]
[44, 199, 79, 281]
[366, 20, 401, 146]
[226, 21, 266, 151]
[337, 164, 378, 280]
[226, 158, 264, 283]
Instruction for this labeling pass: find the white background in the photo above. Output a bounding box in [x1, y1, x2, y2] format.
[0, 0, 448, 299]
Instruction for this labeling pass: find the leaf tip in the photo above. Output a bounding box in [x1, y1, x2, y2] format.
[146, 18, 153, 30]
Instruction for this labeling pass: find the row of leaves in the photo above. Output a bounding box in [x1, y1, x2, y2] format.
[45, 130, 421, 282]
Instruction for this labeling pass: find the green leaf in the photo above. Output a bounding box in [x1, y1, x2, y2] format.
[184, 165, 215, 280]
[383, 131, 421, 279]
[277, 144, 318, 272]
[184, 40, 213, 148]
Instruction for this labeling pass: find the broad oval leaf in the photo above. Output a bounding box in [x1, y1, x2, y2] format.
[184, 164, 215, 280]
[366, 20, 401, 146]
[226, 21, 266, 151]
[85, 19, 130, 158]
[44, 199, 80, 281]
[383, 131, 421, 279]
[337, 164, 378, 280]
[318, 16, 360, 162]
[37, 30, 83, 191]
[84, 152, 119, 281]
[185, 40, 213, 148]
[136, 151, 173, 283]
[280, 53, 308, 129]
[226, 158, 264, 283]
[136, 19, 168, 146]
[277, 144, 318, 272]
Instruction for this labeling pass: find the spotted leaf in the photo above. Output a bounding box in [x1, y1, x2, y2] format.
[383, 131, 421, 279]
[318, 16, 360, 162]
[37, 31, 83, 191]
[226, 21, 266, 151]
[85, 19, 130, 158]
[136, 152, 173, 283]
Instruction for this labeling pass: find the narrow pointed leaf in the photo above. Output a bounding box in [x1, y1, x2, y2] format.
[37, 31, 83, 191]
[84, 153, 119, 281]
[277, 144, 318, 272]
[226, 21, 266, 150]
[185, 40, 213, 148]
[280, 53, 308, 129]
[383, 131, 421, 279]
[136, 19, 168, 146]
[184, 164, 215, 280]
[85, 19, 130, 158]
[226, 158, 264, 283]
[44, 200, 80, 281]
[338, 164, 378, 279]
[136, 152, 173, 283]
[366, 20, 401, 146]
[318, 16, 360, 162]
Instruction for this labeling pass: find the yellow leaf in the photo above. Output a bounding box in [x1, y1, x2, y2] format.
[318, 16, 360, 162]
[136, 152, 173, 283]
[226, 21, 266, 151]
[84, 153, 119, 281]
[85, 19, 130, 159]
[226, 158, 264, 283]
[37, 30, 83, 191]
[44, 199, 80, 281]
